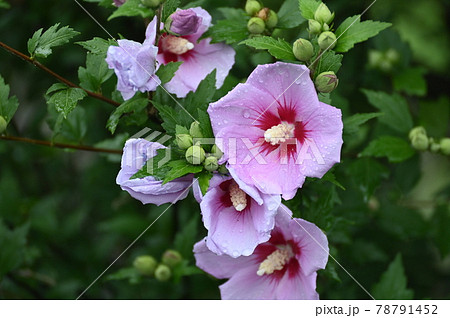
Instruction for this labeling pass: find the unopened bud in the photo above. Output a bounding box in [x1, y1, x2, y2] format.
[167, 9, 201, 36]
[154, 264, 171, 282]
[315, 71, 338, 93]
[429, 138, 441, 153]
[0, 116, 7, 134]
[322, 23, 330, 31]
[204, 156, 219, 172]
[257, 8, 270, 20]
[408, 126, 427, 140]
[308, 19, 322, 35]
[248, 17, 265, 34]
[176, 134, 193, 150]
[265, 10, 278, 29]
[314, 3, 334, 25]
[186, 145, 206, 165]
[189, 121, 203, 139]
[411, 134, 429, 151]
[211, 144, 223, 159]
[133, 255, 158, 276]
[318, 31, 336, 50]
[162, 250, 183, 268]
[293, 38, 314, 62]
[140, 0, 161, 7]
[440, 138, 450, 155]
[245, 0, 262, 16]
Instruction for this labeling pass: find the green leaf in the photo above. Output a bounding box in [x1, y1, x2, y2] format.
[393, 68, 427, 97]
[322, 171, 345, 190]
[162, 0, 181, 21]
[362, 89, 413, 134]
[27, 23, 80, 58]
[343, 112, 383, 135]
[0, 75, 19, 124]
[0, 221, 29, 278]
[241, 36, 296, 61]
[348, 158, 389, 201]
[163, 160, 204, 184]
[78, 53, 114, 92]
[175, 125, 189, 135]
[431, 205, 450, 258]
[298, 0, 322, 20]
[372, 254, 414, 300]
[360, 136, 415, 163]
[195, 170, 213, 195]
[335, 16, 391, 53]
[46, 84, 87, 119]
[278, 0, 305, 29]
[0, 0, 11, 9]
[155, 61, 182, 85]
[76, 37, 115, 56]
[202, 19, 249, 44]
[108, 0, 153, 20]
[132, 147, 173, 180]
[105, 267, 141, 284]
[152, 101, 179, 135]
[315, 51, 343, 76]
[107, 96, 148, 134]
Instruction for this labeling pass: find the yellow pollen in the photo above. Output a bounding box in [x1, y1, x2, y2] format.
[264, 122, 295, 145]
[256, 247, 292, 276]
[229, 182, 247, 212]
[162, 35, 195, 55]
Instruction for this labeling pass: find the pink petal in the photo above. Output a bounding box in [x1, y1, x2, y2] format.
[275, 272, 319, 300]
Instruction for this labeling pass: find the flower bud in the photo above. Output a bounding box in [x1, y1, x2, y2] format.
[429, 138, 441, 153]
[322, 23, 330, 31]
[154, 264, 171, 282]
[408, 126, 427, 140]
[133, 255, 158, 276]
[167, 9, 201, 36]
[293, 38, 314, 62]
[265, 10, 278, 29]
[314, 3, 334, 25]
[211, 144, 223, 159]
[162, 250, 183, 268]
[186, 145, 206, 165]
[140, 0, 161, 8]
[204, 156, 219, 172]
[315, 71, 338, 93]
[308, 19, 322, 35]
[411, 134, 429, 151]
[0, 116, 7, 134]
[440, 138, 450, 155]
[247, 17, 265, 34]
[385, 48, 400, 64]
[318, 31, 337, 50]
[176, 134, 193, 150]
[189, 121, 203, 139]
[245, 0, 262, 16]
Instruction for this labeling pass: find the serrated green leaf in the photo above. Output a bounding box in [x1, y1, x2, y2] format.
[348, 158, 389, 201]
[278, 0, 305, 29]
[162, 0, 181, 21]
[322, 171, 345, 190]
[372, 254, 414, 300]
[298, 0, 322, 20]
[242, 36, 296, 61]
[195, 170, 213, 195]
[46, 85, 87, 119]
[0, 75, 19, 124]
[152, 101, 179, 135]
[163, 160, 203, 184]
[335, 16, 391, 53]
[362, 89, 413, 134]
[360, 136, 415, 163]
[28, 23, 80, 58]
[78, 53, 114, 92]
[108, 0, 153, 20]
[202, 19, 249, 44]
[343, 112, 383, 135]
[175, 125, 189, 135]
[132, 147, 173, 180]
[315, 51, 343, 76]
[76, 37, 115, 56]
[393, 67, 427, 97]
[156, 61, 182, 85]
[107, 97, 148, 134]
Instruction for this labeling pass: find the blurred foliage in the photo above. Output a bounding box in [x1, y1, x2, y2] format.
[0, 0, 449, 300]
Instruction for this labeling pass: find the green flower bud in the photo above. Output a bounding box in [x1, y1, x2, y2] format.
[211, 144, 223, 159]
[245, 0, 262, 16]
[140, 0, 161, 7]
[162, 250, 183, 268]
[176, 134, 193, 150]
[318, 31, 337, 50]
[154, 264, 171, 282]
[308, 19, 322, 35]
[293, 38, 314, 62]
[429, 138, 440, 153]
[322, 23, 330, 31]
[411, 134, 429, 151]
[189, 121, 203, 139]
[133, 255, 158, 276]
[0, 116, 7, 134]
[204, 156, 219, 172]
[440, 138, 450, 155]
[247, 17, 265, 34]
[315, 71, 338, 93]
[408, 126, 427, 140]
[385, 48, 400, 64]
[265, 10, 278, 29]
[186, 145, 206, 165]
[314, 3, 334, 25]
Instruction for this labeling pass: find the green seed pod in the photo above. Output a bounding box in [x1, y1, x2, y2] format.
[265, 10, 278, 29]
[154, 264, 172, 282]
[440, 138, 450, 155]
[314, 3, 334, 25]
[411, 134, 429, 151]
[140, 0, 161, 8]
[161, 250, 183, 268]
[247, 17, 265, 34]
[189, 121, 203, 139]
[408, 126, 427, 140]
[204, 156, 219, 172]
[133, 255, 158, 276]
[293, 38, 314, 62]
[186, 145, 206, 165]
[0, 116, 7, 134]
[315, 71, 338, 93]
[318, 31, 337, 50]
[245, 0, 262, 16]
[176, 134, 193, 150]
[308, 19, 322, 35]
[211, 144, 224, 159]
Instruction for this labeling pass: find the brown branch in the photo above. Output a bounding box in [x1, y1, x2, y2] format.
[0, 135, 122, 154]
[0, 41, 120, 107]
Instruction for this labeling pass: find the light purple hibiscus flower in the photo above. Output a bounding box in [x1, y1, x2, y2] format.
[117, 139, 192, 205]
[208, 62, 343, 200]
[145, 7, 235, 98]
[106, 37, 159, 101]
[194, 205, 329, 300]
[195, 173, 281, 258]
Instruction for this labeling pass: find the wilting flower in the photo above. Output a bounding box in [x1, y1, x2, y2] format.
[195, 173, 280, 258]
[146, 7, 235, 98]
[106, 39, 159, 101]
[168, 9, 202, 36]
[208, 62, 343, 200]
[194, 205, 329, 299]
[117, 139, 192, 205]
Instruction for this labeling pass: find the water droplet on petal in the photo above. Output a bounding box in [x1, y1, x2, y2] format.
[243, 110, 251, 118]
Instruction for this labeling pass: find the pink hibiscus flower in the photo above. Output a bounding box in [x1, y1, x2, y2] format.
[194, 205, 329, 299]
[145, 7, 235, 98]
[208, 62, 343, 200]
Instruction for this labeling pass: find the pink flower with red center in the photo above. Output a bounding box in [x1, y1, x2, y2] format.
[145, 7, 235, 98]
[195, 173, 280, 258]
[194, 205, 329, 299]
[208, 62, 343, 200]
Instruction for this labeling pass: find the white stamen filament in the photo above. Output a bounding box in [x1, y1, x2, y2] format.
[264, 122, 295, 145]
[256, 246, 293, 276]
[229, 182, 247, 212]
[163, 35, 195, 55]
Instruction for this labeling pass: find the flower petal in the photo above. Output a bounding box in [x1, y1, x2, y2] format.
[274, 272, 319, 300]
